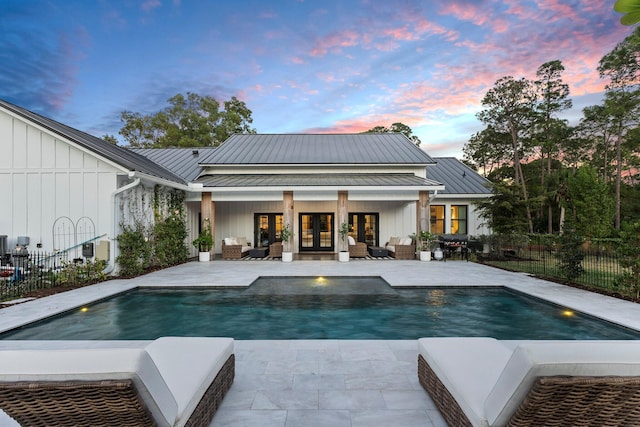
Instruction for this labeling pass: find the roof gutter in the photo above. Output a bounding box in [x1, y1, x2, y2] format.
[103, 172, 141, 275]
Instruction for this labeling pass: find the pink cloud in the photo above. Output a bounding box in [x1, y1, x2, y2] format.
[309, 30, 359, 57]
[383, 25, 419, 41]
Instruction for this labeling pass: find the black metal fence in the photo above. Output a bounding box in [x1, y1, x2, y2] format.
[477, 235, 626, 297]
[0, 251, 106, 301]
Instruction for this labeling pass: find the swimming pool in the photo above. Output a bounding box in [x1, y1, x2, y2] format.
[2, 277, 639, 340]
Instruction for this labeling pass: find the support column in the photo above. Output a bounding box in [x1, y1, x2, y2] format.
[338, 191, 349, 251]
[417, 191, 430, 234]
[283, 191, 294, 252]
[201, 192, 215, 259]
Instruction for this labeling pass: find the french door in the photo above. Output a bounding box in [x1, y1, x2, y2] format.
[299, 213, 334, 251]
[254, 214, 283, 248]
[348, 213, 379, 246]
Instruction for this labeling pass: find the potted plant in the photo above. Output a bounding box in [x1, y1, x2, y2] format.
[280, 223, 294, 262]
[338, 222, 350, 262]
[192, 219, 213, 262]
[418, 230, 435, 262]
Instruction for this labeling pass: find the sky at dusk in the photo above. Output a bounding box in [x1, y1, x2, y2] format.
[1, 0, 634, 158]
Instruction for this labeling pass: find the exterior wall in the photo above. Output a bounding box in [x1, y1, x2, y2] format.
[429, 196, 489, 237]
[0, 109, 119, 254]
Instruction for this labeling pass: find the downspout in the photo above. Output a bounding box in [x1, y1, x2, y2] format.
[429, 189, 439, 203]
[103, 172, 141, 274]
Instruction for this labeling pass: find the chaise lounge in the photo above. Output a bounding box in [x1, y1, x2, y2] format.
[0, 337, 235, 427]
[418, 337, 640, 427]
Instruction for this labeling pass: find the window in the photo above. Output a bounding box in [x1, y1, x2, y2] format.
[451, 205, 467, 235]
[430, 205, 445, 234]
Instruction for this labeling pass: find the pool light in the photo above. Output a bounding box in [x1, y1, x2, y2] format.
[80, 307, 89, 313]
[562, 310, 574, 317]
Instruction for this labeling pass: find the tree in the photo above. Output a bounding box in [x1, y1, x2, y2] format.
[565, 166, 615, 239]
[119, 92, 256, 148]
[463, 126, 512, 177]
[363, 122, 421, 146]
[476, 76, 536, 233]
[598, 27, 640, 228]
[532, 60, 572, 233]
[102, 134, 119, 145]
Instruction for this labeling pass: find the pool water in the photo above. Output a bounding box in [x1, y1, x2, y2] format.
[2, 277, 639, 340]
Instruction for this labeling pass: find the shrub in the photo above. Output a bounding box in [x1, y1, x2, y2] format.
[116, 223, 152, 276]
[556, 224, 584, 282]
[614, 222, 640, 300]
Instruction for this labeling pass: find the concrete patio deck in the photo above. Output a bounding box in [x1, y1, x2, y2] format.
[0, 259, 639, 426]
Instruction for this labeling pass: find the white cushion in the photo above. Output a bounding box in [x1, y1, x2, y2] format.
[388, 236, 400, 245]
[386, 245, 395, 252]
[145, 337, 234, 427]
[347, 236, 356, 245]
[237, 237, 248, 247]
[241, 246, 251, 253]
[223, 237, 232, 246]
[485, 341, 640, 426]
[418, 338, 512, 427]
[0, 347, 178, 427]
[401, 237, 413, 245]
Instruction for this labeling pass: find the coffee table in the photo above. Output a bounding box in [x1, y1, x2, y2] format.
[249, 247, 269, 258]
[367, 246, 388, 257]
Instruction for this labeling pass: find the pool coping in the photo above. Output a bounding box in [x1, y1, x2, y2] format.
[0, 260, 639, 335]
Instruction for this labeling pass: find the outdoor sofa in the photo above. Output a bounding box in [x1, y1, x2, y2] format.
[418, 337, 640, 427]
[0, 337, 235, 427]
[221, 237, 252, 259]
[384, 236, 415, 259]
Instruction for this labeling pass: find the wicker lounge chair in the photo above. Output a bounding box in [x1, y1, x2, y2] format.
[269, 241, 283, 258]
[348, 242, 367, 258]
[0, 337, 235, 427]
[417, 337, 640, 427]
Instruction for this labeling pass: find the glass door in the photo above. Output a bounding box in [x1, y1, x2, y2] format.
[348, 213, 379, 246]
[254, 214, 283, 248]
[299, 213, 334, 251]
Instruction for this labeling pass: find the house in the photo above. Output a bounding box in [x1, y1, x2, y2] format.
[0, 99, 490, 269]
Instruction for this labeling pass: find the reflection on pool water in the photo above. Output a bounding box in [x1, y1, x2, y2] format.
[2, 277, 639, 340]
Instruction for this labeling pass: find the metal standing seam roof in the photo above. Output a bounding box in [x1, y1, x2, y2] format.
[0, 99, 186, 185]
[130, 147, 217, 181]
[203, 133, 436, 165]
[429, 157, 492, 195]
[195, 173, 443, 188]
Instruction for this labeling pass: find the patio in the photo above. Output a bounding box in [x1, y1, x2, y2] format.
[0, 260, 639, 426]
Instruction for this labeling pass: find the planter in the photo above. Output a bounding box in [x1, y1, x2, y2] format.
[282, 252, 293, 262]
[338, 251, 349, 262]
[198, 251, 210, 262]
[419, 251, 431, 261]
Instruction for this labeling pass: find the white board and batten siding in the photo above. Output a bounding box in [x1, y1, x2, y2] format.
[0, 110, 118, 252]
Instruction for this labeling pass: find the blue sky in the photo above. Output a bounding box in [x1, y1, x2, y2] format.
[0, 0, 632, 157]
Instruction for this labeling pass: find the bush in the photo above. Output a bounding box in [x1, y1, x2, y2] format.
[116, 223, 152, 276]
[614, 222, 640, 300]
[556, 225, 584, 282]
[153, 214, 188, 267]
